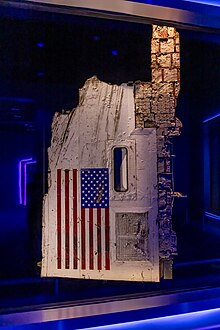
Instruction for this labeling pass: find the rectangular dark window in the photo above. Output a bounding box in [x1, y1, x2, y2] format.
[113, 147, 128, 192]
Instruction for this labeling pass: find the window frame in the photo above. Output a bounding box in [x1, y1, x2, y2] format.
[113, 146, 129, 193]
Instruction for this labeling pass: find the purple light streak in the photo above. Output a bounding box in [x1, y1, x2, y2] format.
[19, 158, 36, 205]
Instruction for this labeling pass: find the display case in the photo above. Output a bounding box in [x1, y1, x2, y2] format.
[1, 1, 220, 328]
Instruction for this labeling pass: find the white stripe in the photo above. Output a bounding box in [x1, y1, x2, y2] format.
[85, 208, 90, 270]
[78, 181, 82, 271]
[61, 170, 65, 269]
[69, 170, 73, 270]
[101, 208, 106, 270]
[93, 208, 98, 270]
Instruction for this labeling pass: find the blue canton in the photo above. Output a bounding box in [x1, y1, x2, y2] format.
[81, 168, 109, 209]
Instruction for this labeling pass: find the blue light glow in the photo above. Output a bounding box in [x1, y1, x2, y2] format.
[37, 72, 45, 77]
[203, 113, 220, 123]
[111, 50, 119, 56]
[81, 307, 220, 330]
[175, 257, 220, 267]
[92, 35, 101, 42]
[37, 42, 44, 47]
[128, 0, 220, 8]
[183, 0, 220, 6]
[10, 107, 20, 111]
[205, 211, 220, 220]
[19, 158, 32, 205]
[0, 96, 33, 103]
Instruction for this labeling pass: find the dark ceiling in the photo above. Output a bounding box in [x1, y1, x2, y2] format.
[0, 10, 152, 131]
[0, 6, 220, 132]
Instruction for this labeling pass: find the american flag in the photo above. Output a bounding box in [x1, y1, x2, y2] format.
[56, 168, 110, 271]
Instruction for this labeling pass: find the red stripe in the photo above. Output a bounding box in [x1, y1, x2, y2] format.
[65, 170, 70, 269]
[89, 209, 94, 270]
[81, 208, 86, 269]
[105, 208, 110, 270]
[57, 169, 62, 269]
[97, 208, 102, 270]
[73, 169, 78, 269]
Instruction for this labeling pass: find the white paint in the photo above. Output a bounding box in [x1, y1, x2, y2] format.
[42, 77, 159, 281]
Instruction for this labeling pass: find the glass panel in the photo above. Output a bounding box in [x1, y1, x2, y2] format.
[113, 147, 128, 192]
[1, 1, 220, 314]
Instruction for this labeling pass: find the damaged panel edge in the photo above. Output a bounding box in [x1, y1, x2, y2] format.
[41, 24, 182, 282]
